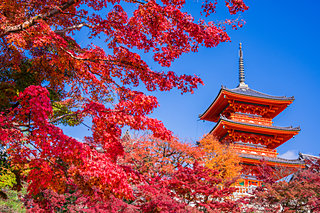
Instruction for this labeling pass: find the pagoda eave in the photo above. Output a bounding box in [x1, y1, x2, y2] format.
[210, 117, 300, 149]
[199, 88, 226, 122]
[200, 88, 294, 122]
[239, 154, 304, 168]
[240, 154, 304, 180]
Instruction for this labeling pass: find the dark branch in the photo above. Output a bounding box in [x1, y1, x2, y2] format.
[61, 47, 149, 73]
[55, 23, 91, 35]
[49, 113, 78, 123]
[1, 0, 76, 37]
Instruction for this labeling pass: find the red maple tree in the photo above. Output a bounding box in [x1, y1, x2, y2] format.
[116, 135, 239, 212]
[0, 0, 248, 208]
[246, 157, 320, 213]
[120, 135, 204, 177]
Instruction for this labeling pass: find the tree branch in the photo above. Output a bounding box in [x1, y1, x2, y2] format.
[60, 47, 149, 73]
[127, 0, 147, 4]
[55, 22, 91, 35]
[49, 113, 78, 123]
[12, 113, 77, 129]
[0, 0, 76, 37]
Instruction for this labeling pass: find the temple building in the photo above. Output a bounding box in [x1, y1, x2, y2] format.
[200, 43, 304, 187]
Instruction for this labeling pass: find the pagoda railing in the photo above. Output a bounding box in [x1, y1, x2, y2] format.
[232, 186, 257, 199]
[230, 113, 273, 126]
[233, 144, 278, 157]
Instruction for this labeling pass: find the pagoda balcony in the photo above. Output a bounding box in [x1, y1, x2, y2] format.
[233, 144, 278, 158]
[233, 186, 257, 199]
[230, 112, 273, 126]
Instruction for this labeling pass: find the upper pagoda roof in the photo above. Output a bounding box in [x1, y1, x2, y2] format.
[199, 86, 295, 122]
[223, 85, 294, 101]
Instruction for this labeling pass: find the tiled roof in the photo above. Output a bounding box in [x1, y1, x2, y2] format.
[298, 153, 320, 160]
[240, 174, 259, 181]
[223, 85, 294, 101]
[239, 153, 304, 165]
[220, 116, 301, 131]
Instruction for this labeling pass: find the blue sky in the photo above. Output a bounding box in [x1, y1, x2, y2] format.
[63, 0, 320, 159]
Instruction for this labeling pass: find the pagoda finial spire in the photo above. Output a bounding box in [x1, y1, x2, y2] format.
[238, 42, 248, 88]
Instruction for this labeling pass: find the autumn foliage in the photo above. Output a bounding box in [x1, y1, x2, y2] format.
[117, 135, 240, 212]
[244, 157, 320, 213]
[2, 0, 318, 212]
[120, 135, 203, 176]
[0, 0, 250, 211]
[200, 134, 241, 180]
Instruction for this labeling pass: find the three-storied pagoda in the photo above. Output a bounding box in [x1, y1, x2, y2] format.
[200, 43, 304, 187]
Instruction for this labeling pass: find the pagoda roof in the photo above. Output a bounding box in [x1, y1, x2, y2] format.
[239, 153, 304, 167]
[218, 116, 300, 131]
[298, 153, 320, 160]
[200, 85, 295, 122]
[224, 86, 294, 101]
[210, 116, 300, 149]
[298, 153, 320, 168]
[240, 153, 304, 181]
[289, 153, 319, 181]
